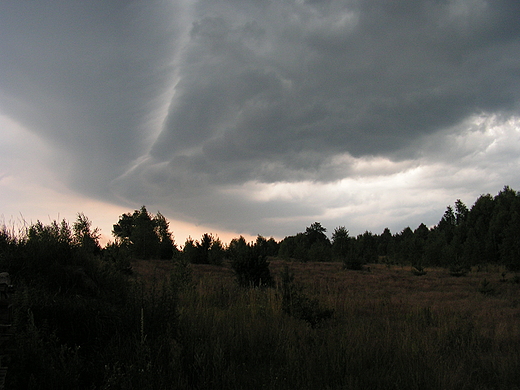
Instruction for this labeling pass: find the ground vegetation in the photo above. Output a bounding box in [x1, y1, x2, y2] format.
[1, 186, 520, 388]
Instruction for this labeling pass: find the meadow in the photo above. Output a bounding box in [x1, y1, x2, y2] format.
[4, 197, 520, 389]
[128, 259, 520, 390]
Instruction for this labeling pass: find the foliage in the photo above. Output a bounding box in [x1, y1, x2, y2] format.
[3, 188, 520, 388]
[343, 231, 377, 269]
[278, 232, 307, 260]
[305, 222, 329, 246]
[279, 222, 332, 262]
[155, 212, 178, 260]
[277, 187, 520, 269]
[254, 235, 280, 257]
[268, 186, 518, 271]
[1, 216, 184, 390]
[279, 264, 333, 327]
[411, 265, 427, 276]
[73, 212, 101, 255]
[228, 236, 272, 287]
[112, 206, 178, 260]
[331, 226, 350, 261]
[449, 264, 469, 277]
[102, 241, 133, 273]
[182, 233, 224, 265]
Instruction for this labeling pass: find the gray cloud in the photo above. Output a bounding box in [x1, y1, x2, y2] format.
[1, 0, 520, 238]
[151, 0, 520, 164]
[0, 1, 183, 195]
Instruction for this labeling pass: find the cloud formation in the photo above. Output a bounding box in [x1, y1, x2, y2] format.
[0, 1, 183, 193]
[1, 0, 520, 238]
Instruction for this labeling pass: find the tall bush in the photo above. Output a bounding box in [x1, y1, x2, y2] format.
[229, 236, 272, 287]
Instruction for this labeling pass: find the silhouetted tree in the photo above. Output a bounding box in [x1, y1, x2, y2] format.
[331, 226, 350, 261]
[305, 222, 329, 246]
[378, 227, 392, 257]
[254, 235, 279, 257]
[438, 205, 456, 244]
[26, 219, 74, 270]
[304, 222, 332, 261]
[232, 186, 520, 270]
[182, 237, 198, 263]
[412, 223, 429, 266]
[73, 213, 101, 255]
[394, 227, 414, 264]
[154, 212, 178, 259]
[183, 233, 224, 265]
[228, 236, 272, 287]
[347, 231, 377, 269]
[455, 199, 469, 226]
[466, 193, 496, 264]
[494, 187, 520, 270]
[112, 206, 177, 259]
[278, 233, 309, 261]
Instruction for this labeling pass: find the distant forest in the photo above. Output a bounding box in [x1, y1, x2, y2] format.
[2, 185, 519, 275]
[276, 185, 520, 272]
[103, 185, 520, 273]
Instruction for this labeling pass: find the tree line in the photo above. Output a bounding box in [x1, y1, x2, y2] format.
[107, 186, 520, 285]
[277, 186, 520, 272]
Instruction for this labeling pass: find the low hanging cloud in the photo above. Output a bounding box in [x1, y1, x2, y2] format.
[1, 0, 520, 238]
[0, 1, 184, 195]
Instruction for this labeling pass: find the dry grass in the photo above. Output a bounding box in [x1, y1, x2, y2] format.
[131, 258, 520, 329]
[128, 258, 520, 389]
[131, 258, 520, 352]
[131, 259, 235, 286]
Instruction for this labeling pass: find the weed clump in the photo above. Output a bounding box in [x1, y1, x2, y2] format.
[412, 265, 427, 276]
[449, 264, 469, 277]
[279, 265, 333, 327]
[343, 259, 364, 270]
[478, 278, 495, 295]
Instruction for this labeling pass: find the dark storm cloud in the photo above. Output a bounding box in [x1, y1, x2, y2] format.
[113, 0, 520, 233]
[0, 0, 183, 195]
[1, 0, 520, 237]
[150, 0, 520, 171]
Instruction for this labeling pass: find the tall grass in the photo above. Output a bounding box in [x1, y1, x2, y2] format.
[167, 261, 520, 390]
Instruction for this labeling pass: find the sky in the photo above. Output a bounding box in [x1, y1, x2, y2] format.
[1, 0, 520, 246]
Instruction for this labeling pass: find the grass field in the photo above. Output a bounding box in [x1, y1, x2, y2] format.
[128, 259, 520, 390]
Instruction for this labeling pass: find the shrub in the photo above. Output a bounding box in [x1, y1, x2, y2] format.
[183, 234, 224, 265]
[412, 265, 427, 276]
[478, 278, 495, 295]
[279, 265, 333, 327]
[449, 264, 469, 277]
[102, 241, 133, 273]
[343, 258, 364, 270]
[2, 217, 172, 389]
[229, 236, 272, 287]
